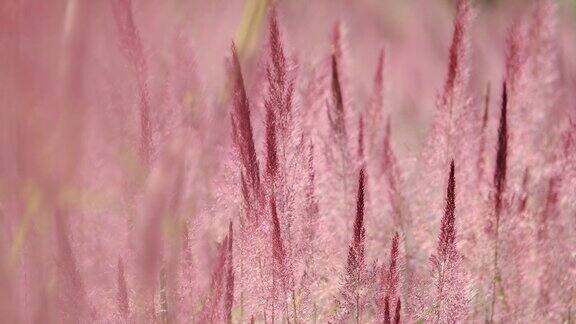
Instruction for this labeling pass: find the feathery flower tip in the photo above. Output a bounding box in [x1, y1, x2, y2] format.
[230, 43, 261, 203]
[494, 81, 508, 215]
[439, 161, 456, 258]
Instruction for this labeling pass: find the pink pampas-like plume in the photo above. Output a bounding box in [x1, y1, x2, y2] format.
[328, 53, 347, 139]
[230, 44, 262, 218]
[268, 195, 291, 322]
[382, 117, 403, 227]
[264, 9, 293, 184]
[328, 21, 348, 142]
[428, 161, 468, 323]
[335, 167, 367, 322]
[487, 81, 508, 322]
[438, 162, 456, 261]
[366, 48, 386, 154]
[269, 196, 290, 295]
[493, 82, 508, 219]
[348, 168, 366, 279]
[264, 93, 279, 180]
[270, 196, 286, 271]
[387, 232, 400, 301]
[394, 298, 401, 324]
[424, 0, 472, 164]
[110, 0, 146, 75]
[440, 0, 472, 113]
[116, 257, 130, 321]
[110, 0, 152, 165]
[303, 140, 320, 244]
[266, 9, 294, 133]
[384, 295, 391, 324]
[199, 225, 234, 324]
[379, 232, 400, 322]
